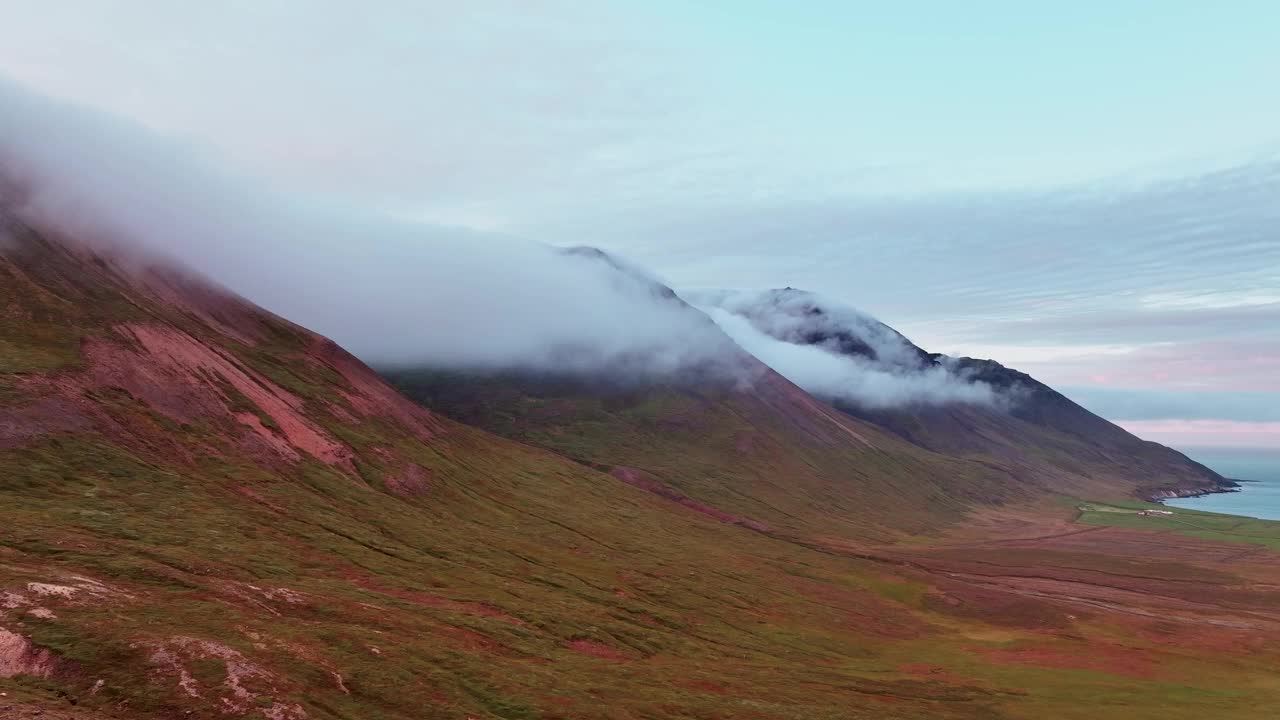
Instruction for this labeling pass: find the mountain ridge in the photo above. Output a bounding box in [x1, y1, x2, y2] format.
[388, 276, 1229, 516]
[686, 286, 1231, 501]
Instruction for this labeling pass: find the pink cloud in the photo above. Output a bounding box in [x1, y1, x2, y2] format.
[1116, 419, 1280, 448]
[1018, 340, 1280, 393]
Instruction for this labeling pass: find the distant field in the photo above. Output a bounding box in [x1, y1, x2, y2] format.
[1077, 500, 1280, 550]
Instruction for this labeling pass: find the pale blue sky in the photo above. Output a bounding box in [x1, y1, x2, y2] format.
[1, 1, 1276, 446]
[648, 0, 1280, 186]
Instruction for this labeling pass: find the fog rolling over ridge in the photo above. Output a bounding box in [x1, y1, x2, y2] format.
[2, 76, 1008, 410]
[691, 288, 1006, 409]
[0, 76, 742, 377]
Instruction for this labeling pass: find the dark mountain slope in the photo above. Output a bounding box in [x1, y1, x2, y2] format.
[693, 288, 1231, 501]
[384, 248, 1042, 544]
[865, 355, 1231, 499]
[386, 280, 1227, 547]
[387, 365, 1026, 544]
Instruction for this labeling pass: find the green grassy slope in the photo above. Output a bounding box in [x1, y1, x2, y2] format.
[382, 369, 1028, 546]
[1078, 501, 1280, 550]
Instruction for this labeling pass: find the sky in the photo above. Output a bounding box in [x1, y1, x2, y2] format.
[0, 1, 1277, 447]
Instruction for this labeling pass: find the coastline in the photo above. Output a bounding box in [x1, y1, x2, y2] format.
[1146, 479, 1242, 503]
[1159, 476, 1280, 521]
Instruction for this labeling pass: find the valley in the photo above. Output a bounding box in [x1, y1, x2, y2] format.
[1, 200, 1276, 720]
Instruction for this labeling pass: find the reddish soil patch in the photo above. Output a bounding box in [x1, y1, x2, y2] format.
[923, 584, 1073, 630]
[0, 628, 59, 678]
[126, 323, 350, 463]
[309, 337, 443, 442]
[56, 322, 355, 470]
[791, 577, 925, 639]
[566, 639, 633, 662]
[348, 575, 523, 626]
[0, 397, 92, 450]
[979, 642, 1160, 679]
[435, 625, 511, 654]
[384, 463, 432, 497]
[1134, 618, 1270, 655]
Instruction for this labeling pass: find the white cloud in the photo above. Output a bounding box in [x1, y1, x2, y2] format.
[690, 289, 1003, 409]
[0, 76, 738, 376]
[0, 76, 1023, 413]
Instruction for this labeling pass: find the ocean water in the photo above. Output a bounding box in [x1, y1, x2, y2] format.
[1163, 447, 1280, 520]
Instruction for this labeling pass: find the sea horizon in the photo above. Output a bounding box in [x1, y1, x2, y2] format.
[1163, 446, 1280, 520]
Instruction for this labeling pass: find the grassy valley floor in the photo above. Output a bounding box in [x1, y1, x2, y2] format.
[5, 459, 1280, 720]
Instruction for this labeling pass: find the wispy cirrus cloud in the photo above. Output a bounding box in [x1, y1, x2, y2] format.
[1140, 290, 1280, 311]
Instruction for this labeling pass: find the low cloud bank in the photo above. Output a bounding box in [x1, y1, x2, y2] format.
[0, 77, 737, 375]
[0, 78, 1014, 410]
[689, 289, 1004, 409]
